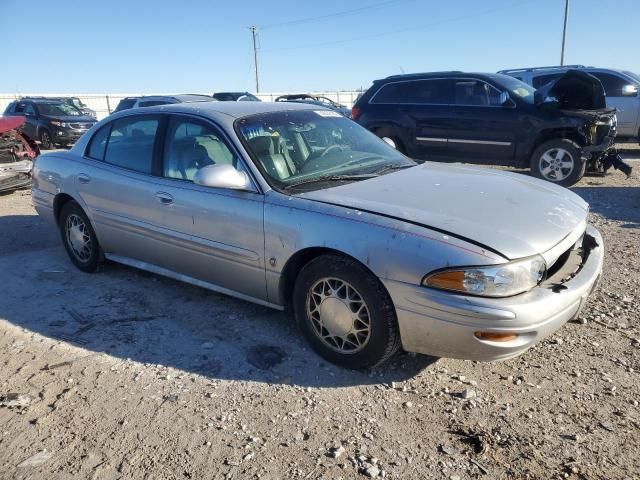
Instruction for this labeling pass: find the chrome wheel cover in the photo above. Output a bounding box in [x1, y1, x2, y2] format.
[306, 277, 371, 354]
[539, 147, 574, 181]
[65, 214, 92, 261]
[381, 136, 396, 148]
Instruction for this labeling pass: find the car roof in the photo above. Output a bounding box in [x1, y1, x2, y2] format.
[375, 71, 504, 83]
[137, 94, 213, 102]
[20, 97, 65, 104]
[115, 100, 319, 120]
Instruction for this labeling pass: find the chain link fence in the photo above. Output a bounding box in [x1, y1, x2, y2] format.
[0, 91, 362, 121]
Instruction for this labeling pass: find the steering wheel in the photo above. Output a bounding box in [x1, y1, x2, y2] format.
[319, 145, 344, 157]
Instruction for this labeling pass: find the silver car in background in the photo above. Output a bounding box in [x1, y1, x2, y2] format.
[32, 102, 604, 369]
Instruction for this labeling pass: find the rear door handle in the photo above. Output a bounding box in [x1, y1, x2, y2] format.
[155, 192, 174, 205]
[77, 174, 91, 184]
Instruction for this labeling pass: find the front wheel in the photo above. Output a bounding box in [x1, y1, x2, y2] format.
[39, 129, 53, 150]
[530, 139, 586, 187]
[59, 201, 102, 273]
[293, 254, 401, 369]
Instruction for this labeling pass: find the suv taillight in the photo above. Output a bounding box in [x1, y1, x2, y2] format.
[351, 106, 361, 120]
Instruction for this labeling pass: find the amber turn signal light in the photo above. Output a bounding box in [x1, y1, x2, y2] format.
[474, 331, 518, 342]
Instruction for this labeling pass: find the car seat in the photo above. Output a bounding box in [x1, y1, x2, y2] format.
[248, 136, 296, 180]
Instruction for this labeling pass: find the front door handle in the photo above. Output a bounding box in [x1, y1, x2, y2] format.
[77, 174, 91, 184]
[155, 192, 174, 205]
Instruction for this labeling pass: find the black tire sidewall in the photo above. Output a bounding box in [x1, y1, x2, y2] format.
[40, 129, 52, 150]
[293, 255, 399, 369]
[59, 202, 101, 273]
[530, 139, 585, 187]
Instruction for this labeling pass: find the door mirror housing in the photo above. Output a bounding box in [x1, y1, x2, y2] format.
[193, 164, 251, 190]
[499, 91, 514, 107]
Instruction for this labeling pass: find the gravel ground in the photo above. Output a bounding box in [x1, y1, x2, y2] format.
[0, 165, 638, 480]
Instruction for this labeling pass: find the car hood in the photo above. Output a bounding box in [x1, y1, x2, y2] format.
[300, 163, 589, 260]
[534, 69, 608, 111]
[42, 115, 96, 123]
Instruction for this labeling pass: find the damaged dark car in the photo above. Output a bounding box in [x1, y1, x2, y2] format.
[353, 70, 631, 186]
[0, 116, 39, 193]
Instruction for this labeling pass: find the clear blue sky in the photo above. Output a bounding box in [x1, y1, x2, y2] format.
[1, 0, 638, 93]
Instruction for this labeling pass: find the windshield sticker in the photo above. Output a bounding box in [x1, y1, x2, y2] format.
[314, 110, 341, 118]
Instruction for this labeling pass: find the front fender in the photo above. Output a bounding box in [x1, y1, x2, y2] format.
[263, 193, 505, 305]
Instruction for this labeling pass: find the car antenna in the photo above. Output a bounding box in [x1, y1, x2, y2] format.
[398, 66, 405, 74]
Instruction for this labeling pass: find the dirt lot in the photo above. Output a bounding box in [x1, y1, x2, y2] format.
[0, 165, 638, 480]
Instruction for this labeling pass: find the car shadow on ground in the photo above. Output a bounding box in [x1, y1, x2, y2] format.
[572, 185, 640, 228]
[0, 215, 438, 388]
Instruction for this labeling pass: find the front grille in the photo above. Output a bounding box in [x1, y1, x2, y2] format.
[69, 123, 92, 129]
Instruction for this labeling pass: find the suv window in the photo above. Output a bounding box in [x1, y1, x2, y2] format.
[371, 79, 451, 104]
[532, 73, 563, 88]
[103, 116, 159, 174]
[454, 79, 502, 106]
[138, 100, 171, 108]
[163, 117, 236, 181]
[14, 102, 25, 113]
[24, 104, 37, 115]
[589, 72, 630, 97]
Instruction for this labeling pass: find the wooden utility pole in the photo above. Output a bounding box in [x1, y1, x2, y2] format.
[560, 0, 569, 65]
[250, 26, 260, 93]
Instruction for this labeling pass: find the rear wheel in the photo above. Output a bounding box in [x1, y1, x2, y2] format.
[530, 139, 585, 187]
[293, 254, 401, 369]
[59, 201, 102, 273]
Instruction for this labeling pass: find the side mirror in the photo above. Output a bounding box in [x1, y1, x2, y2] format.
[622, 84, 639, 96]
[498, 91, 513, 106]
[193, 164, 251, 190]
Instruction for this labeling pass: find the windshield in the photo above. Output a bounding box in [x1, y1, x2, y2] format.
[38, 103, 82, 116]
[498, 76, 536, 104]
[236, 110, 415, 191]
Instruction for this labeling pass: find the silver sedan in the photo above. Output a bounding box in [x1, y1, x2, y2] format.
[32, 101, 604, 369]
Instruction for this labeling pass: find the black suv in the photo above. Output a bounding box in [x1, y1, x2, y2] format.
[3, 98, 97, 149]
[353, 71, 623, 186]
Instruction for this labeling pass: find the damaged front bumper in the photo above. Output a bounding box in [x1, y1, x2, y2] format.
[0, 160, 33, 193]
[385, 225, 604, 361]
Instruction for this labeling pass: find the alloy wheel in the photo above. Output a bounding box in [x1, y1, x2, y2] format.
[306, 277, 371, 354]
[539, 147, 574, 182]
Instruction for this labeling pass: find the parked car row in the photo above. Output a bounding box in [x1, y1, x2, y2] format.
[352, 68, 635, 186]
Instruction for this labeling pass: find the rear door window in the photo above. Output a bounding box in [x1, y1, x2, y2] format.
[103, 116, 159, 174]
[371, 79, 451, 104]
[138, 100, 171, 108]
[86, 124, 111, 160]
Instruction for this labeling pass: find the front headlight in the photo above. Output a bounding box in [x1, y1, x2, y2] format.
[422, 255, 546, 297]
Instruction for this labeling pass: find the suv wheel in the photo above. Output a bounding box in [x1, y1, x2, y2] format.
[293, 254, 401, 369]
[39, 129, 53, 150]
[530, 139, 585, 187]
[59, 201, 102, 273]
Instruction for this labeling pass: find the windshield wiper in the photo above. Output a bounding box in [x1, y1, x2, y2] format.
[372, 163, 415, 175]
[283, 173, 378, 190]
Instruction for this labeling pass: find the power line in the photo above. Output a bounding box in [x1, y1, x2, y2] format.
[260, 0, 412, 30]
[262, 0, 533, 53]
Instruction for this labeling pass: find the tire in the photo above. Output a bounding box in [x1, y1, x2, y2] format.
[530, 139, 586, 187]
[39, 129, 53, 150]
[59, 201, 102, 273]
[292, 254, 401, 369]
[373, 128, 406, 154]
